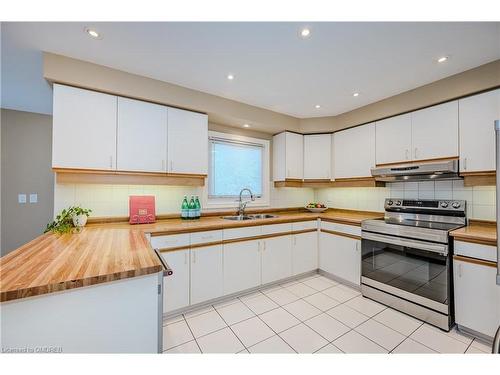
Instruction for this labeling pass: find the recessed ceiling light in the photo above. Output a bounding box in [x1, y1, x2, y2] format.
[227, 74, 234, 80]
[85, 27, 100, 39]
[243, 123, 250, 128]
[300, 28, 311, 38]
[437, 56, 449, 63]
[353, 92, 360, 97]
[315, 104, 321, 109]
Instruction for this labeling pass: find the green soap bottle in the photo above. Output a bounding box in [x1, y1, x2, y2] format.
[188, 196, 196, 220]
[181, 195, 189, 220]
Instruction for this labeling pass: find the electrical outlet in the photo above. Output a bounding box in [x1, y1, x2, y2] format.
[18, 194, 27, 204]
[29, 193, 38, 203]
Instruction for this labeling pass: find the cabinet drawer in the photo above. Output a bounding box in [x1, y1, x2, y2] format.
[320, 221, 361, 237]
[223, 226, 262, 240]
[190, 230, 223, 246]
[261, 223, 292, 235]
[150, 233, 190, 250]
[292, 220, 318, 232]
[455, 240, 497, 263]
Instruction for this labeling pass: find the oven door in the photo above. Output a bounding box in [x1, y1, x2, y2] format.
[361, 231, 450, 312]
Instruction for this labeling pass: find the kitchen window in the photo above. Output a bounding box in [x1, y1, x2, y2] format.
[205, 131, 270, 208]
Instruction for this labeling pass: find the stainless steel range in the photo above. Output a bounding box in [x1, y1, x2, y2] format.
[361, 198, 467, 331]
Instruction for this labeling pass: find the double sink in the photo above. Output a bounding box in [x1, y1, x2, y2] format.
[222, 214, 278, 221]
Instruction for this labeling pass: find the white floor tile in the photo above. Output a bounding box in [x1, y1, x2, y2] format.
[303, 292, 340, 311]
[241, 293, 279, 315]
[196, 327, 245, 353]
[280, 279, 300, 288]
[344, 296, 386, 317]
[231, 316, 275, 347]
[280, 324, 329, 353]
[186, 310, 227, 338]
[333, 330, 387, 353]
[259, 284, 283, 294]
[164, 340, 201, 354]
[248, 335, 295, 353]
[163, 320, 195, 350]
[283, 299, 322, 321]
[264, 287, 300, 305]
[237, 349, 250, 353]
[164, 314, 184, 326]
[410, 324, 469, 353]
[284, 282, 317, 298]
[471, 338, 493, 353]
[355, 319, 406, 351]
[321, 285, 359, 302]
[326, 304, 370, 328]
[239, 291, 263, 302]
[373, 308, 422, 336]
[304, 313, 350, 341]
[302, 276, 337, 291]
[216, 300, 255, 325]
[314, 344, 343, 353]
[465, 346, 489, 354]
[432, 325, 473, 346]
[392, 338, 437, 354]
[183, 305, 215, 319]
[295, 273, 320, 282]
[259, 307, 301, 333]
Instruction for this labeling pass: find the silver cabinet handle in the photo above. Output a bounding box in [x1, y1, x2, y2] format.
[463, 157, 467, 171]
[192, 251, 196, 264]
[414, 148, 418, 159]
[110, 156, 113, 168]
[263, 241, 266, 251]
[293, 236, 297, 246]
[257, 242, 261, 252]
[162, 159, 166, 171]
[184, 252, 188, 264]
[458, 263, 462, 278]
[170, 160, 173, 171]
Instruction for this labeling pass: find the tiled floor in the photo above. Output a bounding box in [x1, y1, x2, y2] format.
[163, 273, 492, 354]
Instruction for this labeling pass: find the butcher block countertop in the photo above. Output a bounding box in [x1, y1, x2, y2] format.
[0, 209, 382, 302]
[450, 220, 497, 247]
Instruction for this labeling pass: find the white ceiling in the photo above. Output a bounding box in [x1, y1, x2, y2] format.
[1, 22, 499, 118]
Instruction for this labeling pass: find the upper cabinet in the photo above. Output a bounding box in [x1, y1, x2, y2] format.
[167, 107, 208, 175]
[53, 84, 118, 170]
[375, 113, 412, 165]
[272, 131, 304, 181]
[459, 89, 499, 173]
[411, 101, 458, 161]
[303, 134, 331, 180]
[117, 97, 168, 173]
[334, 123, 376, 179]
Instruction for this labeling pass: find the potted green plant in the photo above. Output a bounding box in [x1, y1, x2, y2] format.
[44, 206, 92, 234]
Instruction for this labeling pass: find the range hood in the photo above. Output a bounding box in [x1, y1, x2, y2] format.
[371, 159, 460, 182]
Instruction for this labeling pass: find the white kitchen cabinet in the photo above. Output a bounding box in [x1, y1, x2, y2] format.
[167, 107, 208, 175]
[160, 249, 190, 313]
[116, 97, 168, 172]
[303, 134, 331, 180]
[453, 257, 500, 339]
[292, 231, 318, 276]
[411, 101, 459, 161]
[459, 89, 500, 173]
[261, 235, 292, 284]
[273, 131, 304, 181]
[333, 123, 376, 179]
[190, 245, 223, 305]
[52, 84, 117, 170]
[319, 231, 361, 285]
[375, 113, 412, 165]
[223, 240, 261, 295]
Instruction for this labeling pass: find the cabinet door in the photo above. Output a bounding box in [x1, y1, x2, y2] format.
[52, 84, 117, 170]
[453, 258, 500, 338]
[223, 240, 261, 295]
[319, 232, 336, 274]
[190, 245, 223, 305]
[319, 232, 360, 285]
[334, 123, 376, 179]
[292, 231, 318, 276]
[116, 97, 168, 172]
[411, 101, 458, 161]
[375, 113, 412, 165]
[167, 107, 208, 175]
[459, 89, 500, 173]
[303, 134, 331, 179]
[261, 235, 292, 284]
[285, 132, 304, 179]
[161, 249, 190, 313]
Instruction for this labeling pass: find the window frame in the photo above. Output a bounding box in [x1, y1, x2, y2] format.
[204, 131, 270, 209]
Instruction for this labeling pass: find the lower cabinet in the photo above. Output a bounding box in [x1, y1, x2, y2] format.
[261, 235, 293, 284]
[160, 249, 190, 313]
[292, 231, 318, 276]
[453, 257, 500, 338]
[319, 232, 361, 286]
[223, 240, 261, 295]
[190, 245, 223, 305]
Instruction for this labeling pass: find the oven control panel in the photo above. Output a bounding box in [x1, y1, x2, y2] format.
[384, 198, 466, 213]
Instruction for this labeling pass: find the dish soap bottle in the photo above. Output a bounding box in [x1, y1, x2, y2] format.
[181, 195, 189, 220]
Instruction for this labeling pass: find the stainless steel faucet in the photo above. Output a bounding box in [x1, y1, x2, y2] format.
[237, 188, 255, 216]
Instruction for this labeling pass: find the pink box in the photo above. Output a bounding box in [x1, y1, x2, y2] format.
[129, 196, 156, 224]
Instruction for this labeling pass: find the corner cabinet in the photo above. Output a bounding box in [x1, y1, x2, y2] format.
[52, 84, 118, 170]
[272, 131, 304, 181]
[303, 134, 332, 180]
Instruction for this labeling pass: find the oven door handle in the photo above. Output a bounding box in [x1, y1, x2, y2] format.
[362, 232, 448, 256]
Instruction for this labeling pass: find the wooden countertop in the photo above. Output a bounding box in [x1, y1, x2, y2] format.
[450, 220, 497, 247]
[0, 209, 382, 302]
